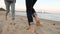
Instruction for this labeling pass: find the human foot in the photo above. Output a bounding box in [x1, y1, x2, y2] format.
[10, 20, 16, 25]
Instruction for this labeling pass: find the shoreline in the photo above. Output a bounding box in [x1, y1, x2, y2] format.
[17, 15, 60, 22]
[0, 11, 60, 22]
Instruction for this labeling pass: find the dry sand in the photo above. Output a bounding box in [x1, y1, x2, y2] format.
[0, 11, 60, 34]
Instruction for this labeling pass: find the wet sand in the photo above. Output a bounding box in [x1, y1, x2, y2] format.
[0, 11, 60, 34]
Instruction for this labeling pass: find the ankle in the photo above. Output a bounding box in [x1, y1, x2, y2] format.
[30, 22, 35, 25]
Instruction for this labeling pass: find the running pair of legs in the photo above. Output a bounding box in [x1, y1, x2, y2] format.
[4, 0, 16, 25]
[26, 0, 40, 34]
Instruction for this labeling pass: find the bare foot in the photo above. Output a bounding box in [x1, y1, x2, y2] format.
[10, 20, 16, 25]
[27, 25, 38, 34]
[28, 28, 38, 34]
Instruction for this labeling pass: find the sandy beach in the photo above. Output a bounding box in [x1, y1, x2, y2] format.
[0, 11, 60, 34]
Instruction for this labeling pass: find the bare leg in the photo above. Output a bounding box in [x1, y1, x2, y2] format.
[33, 13, 40, 26]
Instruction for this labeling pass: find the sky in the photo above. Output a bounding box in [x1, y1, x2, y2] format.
[0, 0, 60, 13]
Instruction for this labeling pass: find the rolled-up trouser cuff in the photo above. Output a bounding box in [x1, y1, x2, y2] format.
[30, 22, 34, 25]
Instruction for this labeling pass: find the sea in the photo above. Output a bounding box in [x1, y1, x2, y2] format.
[15, 11, 60, 21]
